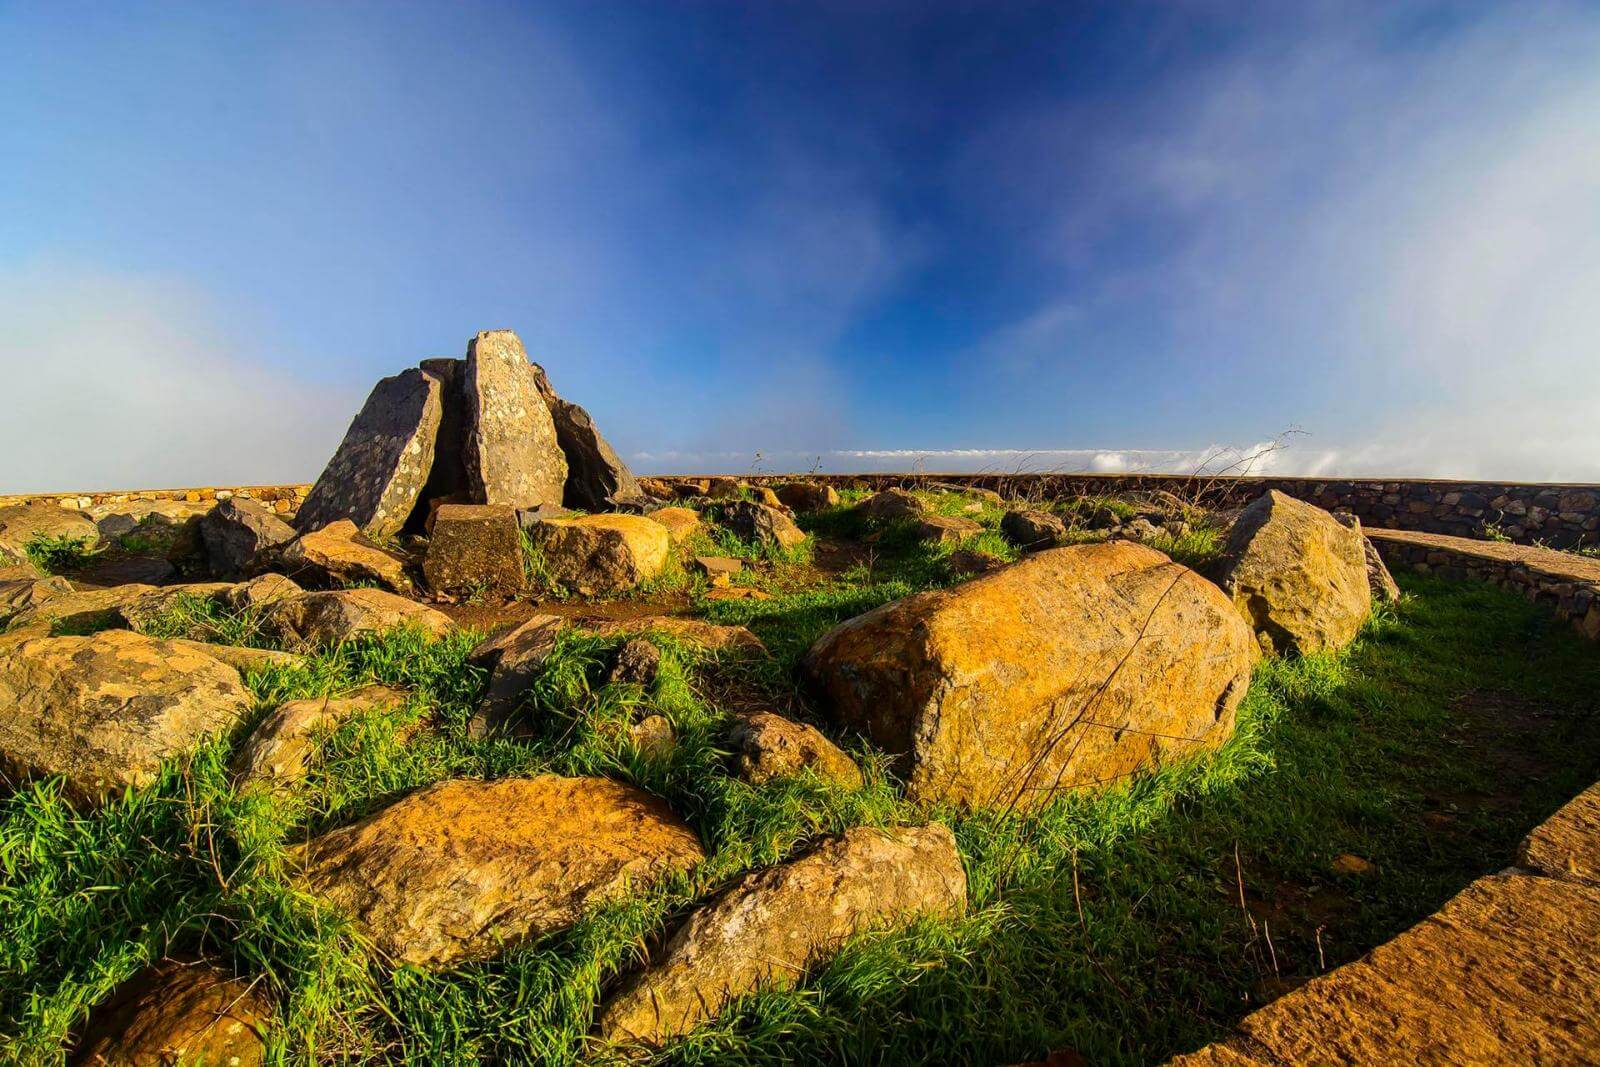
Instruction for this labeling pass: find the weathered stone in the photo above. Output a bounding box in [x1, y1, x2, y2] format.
[170, 639, 304, 675]
[803, 543, 1257, 809]
[726, 711, 862, 788]
[860, 488, 926, 521]
[585, 615, 765, 654]
[71, 959, 270, 1066]
[233, 685, 408, 794]
[599, 824, 966, 1046]
[466, 614, 566, 735]
[704, 477, 743, 500]
[607, 637, 661, 686]
[672, 479, 710, 500]
[637, 477, 675, 501]
[916, 514, 983, 544]
[296, 369, 443, 540]
[528, 363, 643, 510]
[776, 482, 839, 512]
[645, 506, 702, 545]
[1172, 872, 1600, 1066]
[931, 482, 1005, 506]
[720, 501, 805, 550]
[258, 589, 452, 648]
[463, 330, 567, 509]
[527, 514, 671, 596]
[1519, 778, 1600, 887]
[1217, 491, 1372, 655]
[0, 630, 252, 804]
[87, 499, 211, 540]
[115, 582, 236, 635]
[0, 501, 98, 565]
[0, 572, 70, 629]
[414, 357, 472, 523]
[1000, 508, 1067, 550]
[200, 498, 296, 577]
[220, 573, 304, 613]
[269, 519, 412, 594]
[2, 582, 165, 638]
[1122, 517, 1163, 542]
[422, 504, 524, 596]
[690, 556, 743, 586]
[294, 776, 705, 968]
[629, 714, 676, 756]
[1334, 513, 1401, 604]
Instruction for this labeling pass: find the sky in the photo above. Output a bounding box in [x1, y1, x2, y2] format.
[3, 0, 1598, 490]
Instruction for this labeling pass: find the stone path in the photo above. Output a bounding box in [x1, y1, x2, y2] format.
[1169, 778, 1600, 1066]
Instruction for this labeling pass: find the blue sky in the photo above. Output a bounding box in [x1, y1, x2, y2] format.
[3, 1, 1598, 490]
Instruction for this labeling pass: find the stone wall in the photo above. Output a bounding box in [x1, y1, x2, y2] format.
[677, 473, 1600, 549]
[1367, 528, 1600, 642]
[0, 484, 311, 516]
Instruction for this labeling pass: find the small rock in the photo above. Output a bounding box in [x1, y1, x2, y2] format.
[233, 685, 409, 794]
[916, 515, 984, 544]
[1121, 517, 1162, 542]
[705, 586, 773, 602]
[423, 503, 524, 596]
[691, 556, 743, 586]
[1000, 509, 1067, 551]
[220, 573, 304, 613]
[776, 482, 838, 512]
[726, 711, 862, 788]
[527, 514, 672, 596]
[946, 550, 1003, 579]
[607, 638, 662, 686]
[466, 615, 567, 735]
[704, 477, 743, 500]
[859, 488, 926, 522]
[293, 776, 705, 968]
[258, 589, 453, 648]
[598, 824, 966, 1046]
[267, 519, 413, 595]
[719, 501, 805, 550]
[71, 959, 270, 1067]
[629, 714, 676, 756]
[170, 639, 304, 675]
[644, 506, 702, 545]
[1331, 853, 1377, 877]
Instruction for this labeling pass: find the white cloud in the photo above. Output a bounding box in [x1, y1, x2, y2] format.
[0, 262, 355, 492]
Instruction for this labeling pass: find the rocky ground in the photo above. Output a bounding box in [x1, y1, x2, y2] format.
[1, 333, 1596, 1064]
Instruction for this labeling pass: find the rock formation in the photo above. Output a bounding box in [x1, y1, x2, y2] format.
[463, 330, 568, 510]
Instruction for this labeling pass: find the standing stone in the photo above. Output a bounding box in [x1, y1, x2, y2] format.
[72, 959, 270, 1066]
[598, 824, 966, 1046]
[0, 630, 253, 805]
[296, 369, 443, 540]
[413, 357, 471, 524]
[293, 776, 705, 968]
[529, 363, 643, 511]
[463, 330, 567, 510]
[802, 543, 1257, 809]
[422, 504, 524, 596]
[200, 498, 297, 578]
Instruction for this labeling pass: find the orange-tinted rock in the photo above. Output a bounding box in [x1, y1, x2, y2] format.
[860, 488, 925, 521]
[294, 776, 705, 968]
[72, 959, 270, 1066]
[270, 519, 412, 594]
[776, 482, 839, 512]
[527, 514, 671, 596]
[917, 514, 983, 543]
[233, 685, 409, 794]
[726, 711, 862, 788]
[1519, 779, 1600, 887]
[258, 588, 452, 648]
[644, 506, 702, 545]
[803, 543, 1256, 809]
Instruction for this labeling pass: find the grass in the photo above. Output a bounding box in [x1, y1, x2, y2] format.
[3, 496, 1599, 1065]
[22, 534, 101, 575]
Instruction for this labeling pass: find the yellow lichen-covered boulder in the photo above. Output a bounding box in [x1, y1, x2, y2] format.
[72, 959, 271, 1066]
[1217, 490, 1372, 654]
[527, 514, 671, 596]
[599, 824, 965, 1047]
[258, 588, 452, 648]
[292, 776, 705, 968]
[803, 542, 1257, 809]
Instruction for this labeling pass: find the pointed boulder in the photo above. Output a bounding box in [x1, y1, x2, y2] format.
[528, 363, 642, 510]
[464, 330, 567, 510]
[296, 369, 443, 540]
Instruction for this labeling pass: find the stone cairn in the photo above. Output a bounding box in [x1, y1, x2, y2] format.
[295, 328, 642, 541]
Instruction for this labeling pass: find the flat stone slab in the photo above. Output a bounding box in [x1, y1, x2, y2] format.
[1367, 527, 1600, 585]
[1520, 779, 1600, 887]
[1169, 870, 1600, 1065]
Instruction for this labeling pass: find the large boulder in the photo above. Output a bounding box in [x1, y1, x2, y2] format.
[293, 776, 705, 968]
[0, 502, 98, 565]
[1333, 512, 1401, 604]
[725, 711, 862, 788]
[422, 504, 524, 596]
[2, 582, 170, 638]
[0, 630, 253, 804]
[258, 589, 452, 648]
[802, 543, 1257, 809]
[296, 368, 443, 540]
[233, 685, 409, 795]
[267, 519, 412, 594]
[1216, 491, 1372, 654]
[72, 959, 270, 1066]
[598, 824, 966, 1046]
[528, 363, 643, 510]
[526, 514, 670, 596]
[719, 501, 806, 551]
[463, 330, 567, 510]
[200, 498, 297, 578]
